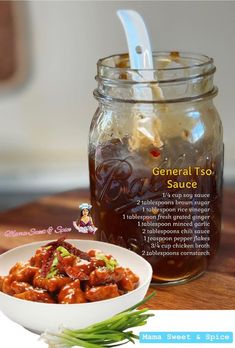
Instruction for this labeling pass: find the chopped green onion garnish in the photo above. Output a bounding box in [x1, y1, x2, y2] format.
[56, 246, 71, 258]
[46, 246, 71, 279]
[95, 252, 118, 272]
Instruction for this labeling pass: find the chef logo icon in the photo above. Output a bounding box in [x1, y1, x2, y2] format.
[73, 203, 97, 235]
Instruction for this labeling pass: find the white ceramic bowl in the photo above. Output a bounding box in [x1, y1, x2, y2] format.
[0, 239, 152, 333]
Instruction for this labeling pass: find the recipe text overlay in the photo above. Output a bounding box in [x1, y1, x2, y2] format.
[122, 192, 212, 257]
[152, 166, 213, 189]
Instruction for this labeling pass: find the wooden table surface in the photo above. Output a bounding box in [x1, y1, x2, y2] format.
[0, 188, 234, 310]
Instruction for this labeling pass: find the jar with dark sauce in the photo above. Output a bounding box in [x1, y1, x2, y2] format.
[89, 52, 223, 285]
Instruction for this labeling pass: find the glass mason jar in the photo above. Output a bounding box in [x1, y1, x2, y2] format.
[89, 52, 223, 285]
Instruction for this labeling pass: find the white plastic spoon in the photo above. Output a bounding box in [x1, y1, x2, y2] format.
[117, 9, 154, 73]
[117, 9, 163, 149]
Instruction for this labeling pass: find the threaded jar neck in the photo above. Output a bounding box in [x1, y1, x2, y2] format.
[94, 51, 217, 104]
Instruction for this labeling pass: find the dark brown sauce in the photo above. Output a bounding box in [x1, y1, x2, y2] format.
[89, 138, 223, 284]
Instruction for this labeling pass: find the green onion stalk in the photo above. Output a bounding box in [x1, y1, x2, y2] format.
[41, 292, 156, 348]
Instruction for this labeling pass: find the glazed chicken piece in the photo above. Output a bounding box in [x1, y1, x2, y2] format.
[9, 262, 39, 283]
[85, 283, 120, 302]
[57, 254, 76, 269]
[1, 276, 32, 296]
[33, 272, 72, 292]
[58, 279, 87, 304]
[58, 255, 95, 280]
[30, 246, 48, 267]
[1, 275, 15, 295]
[10, 280, 32, 294]
[118, 268, 139, 291]
[14, 288, 55, 303]
[89, 267, 124, 286]
[0, 275, 5, 291]
[90, 258, 106, 269]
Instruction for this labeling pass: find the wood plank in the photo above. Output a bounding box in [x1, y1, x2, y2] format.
[148, 272, 235, 309]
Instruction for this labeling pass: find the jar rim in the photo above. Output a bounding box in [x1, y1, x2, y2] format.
[96, 51, 216, 103]
[97, 51, 215, 84]
[98, 51, 214, 72]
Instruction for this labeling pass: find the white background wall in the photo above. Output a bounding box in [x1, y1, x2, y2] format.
[0, 1, 234, 195]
